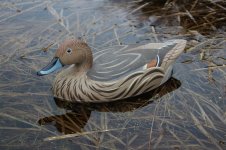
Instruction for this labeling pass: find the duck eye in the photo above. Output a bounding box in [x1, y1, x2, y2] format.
[66, 48, 72, 54]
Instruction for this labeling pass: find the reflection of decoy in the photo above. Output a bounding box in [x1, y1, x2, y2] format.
[38, 77, 180, 135]
[38, 106, 91, 134]
[37, 39, 186, 102]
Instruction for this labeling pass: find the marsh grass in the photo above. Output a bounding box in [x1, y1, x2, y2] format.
[0, 0, 225, 149]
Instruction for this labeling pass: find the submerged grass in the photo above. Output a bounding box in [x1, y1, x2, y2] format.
[0, 0, 225, 149]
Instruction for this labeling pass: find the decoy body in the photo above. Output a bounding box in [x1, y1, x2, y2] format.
[37, 39, 186, 103]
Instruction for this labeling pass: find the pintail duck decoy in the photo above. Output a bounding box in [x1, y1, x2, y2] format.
[37, 39, 186, 103]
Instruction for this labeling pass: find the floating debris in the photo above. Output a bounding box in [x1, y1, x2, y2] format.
[41, 43, 54, 52]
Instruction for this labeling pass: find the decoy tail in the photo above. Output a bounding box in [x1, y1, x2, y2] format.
[160, 39, 187, 70]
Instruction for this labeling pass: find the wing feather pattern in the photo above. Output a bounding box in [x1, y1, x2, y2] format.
[87, 41, 177, 81]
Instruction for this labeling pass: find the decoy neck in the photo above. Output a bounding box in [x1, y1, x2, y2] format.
[37, 39, 93, 76]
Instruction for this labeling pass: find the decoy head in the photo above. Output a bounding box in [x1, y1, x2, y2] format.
[37, 39, 93, 76]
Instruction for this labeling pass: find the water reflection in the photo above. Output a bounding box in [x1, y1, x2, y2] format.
[38, 77, 181, 135]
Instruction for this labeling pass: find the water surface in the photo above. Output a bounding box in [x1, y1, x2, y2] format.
[0, 0, 226, 149]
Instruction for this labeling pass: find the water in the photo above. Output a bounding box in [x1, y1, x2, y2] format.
[0, 0, 226, 149]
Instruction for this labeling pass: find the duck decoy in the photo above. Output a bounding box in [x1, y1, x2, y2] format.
[37, 39, 186, 103]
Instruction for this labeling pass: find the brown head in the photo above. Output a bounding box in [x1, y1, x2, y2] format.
[37, 39, 93, 76]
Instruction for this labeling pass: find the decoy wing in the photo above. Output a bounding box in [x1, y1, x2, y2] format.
[87, 41, 178, 81]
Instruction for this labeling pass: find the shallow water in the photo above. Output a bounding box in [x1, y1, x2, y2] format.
[0, 0, 226, 149]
